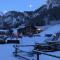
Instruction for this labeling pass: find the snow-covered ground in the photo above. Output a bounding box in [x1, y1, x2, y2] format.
[0, 24, 60, 60]
[40, 24, 60, 36]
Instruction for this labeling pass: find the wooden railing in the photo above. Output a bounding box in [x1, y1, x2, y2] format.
[0, 40, 20, 44]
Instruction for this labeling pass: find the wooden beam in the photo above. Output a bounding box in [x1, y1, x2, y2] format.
[0, 40, 6, 44]
[7, 40, 20, 44]
[0, 40, 20, 44]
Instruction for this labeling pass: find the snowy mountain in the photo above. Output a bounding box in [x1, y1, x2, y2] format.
[0, 3, 60, 29]
[0, 12, 4, 16]
[47, 0, 60, 9]
[0, 1, 60, 60]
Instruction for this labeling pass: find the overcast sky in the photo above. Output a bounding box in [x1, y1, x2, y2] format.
[0, 0, 46, 12]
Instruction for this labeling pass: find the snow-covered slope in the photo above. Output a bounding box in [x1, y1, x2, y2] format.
[0, 44, 18, 60]
[40, 24, 60, 36]
[0, 24, 60, 60]
[0, 37, 60, 60]
[35, 24, 60, 43]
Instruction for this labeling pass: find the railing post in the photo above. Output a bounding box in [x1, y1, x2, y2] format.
[36, 52, 40, 60]
[13, 45, 19, 56]
[33, 50, 40, 60]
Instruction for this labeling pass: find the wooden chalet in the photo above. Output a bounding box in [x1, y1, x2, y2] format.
[17, 25, 40, 35]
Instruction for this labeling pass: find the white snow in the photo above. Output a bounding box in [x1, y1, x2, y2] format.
[0, 24, 60, 60]
[40, 24, 60, 36]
